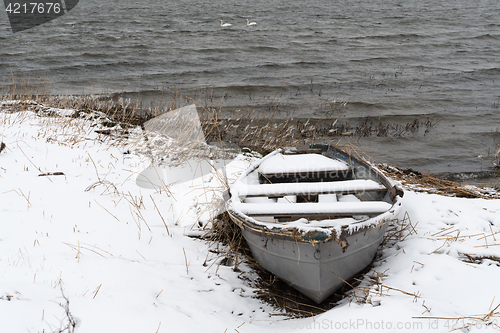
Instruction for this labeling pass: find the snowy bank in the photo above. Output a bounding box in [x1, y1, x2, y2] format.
[1, 105, 500, 332]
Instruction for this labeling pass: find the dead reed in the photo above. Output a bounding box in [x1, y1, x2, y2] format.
[414, 301, 500, 331]
[1, 71, 450, 163]
[383, 211, 417, 246]
[379, 164, 500, 199]
[55, 286, 78, 333]
[324, 143, 500, 199]
[1, 71, 161, 128]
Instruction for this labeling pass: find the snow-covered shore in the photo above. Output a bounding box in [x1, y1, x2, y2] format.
[1, 105, 500, 333]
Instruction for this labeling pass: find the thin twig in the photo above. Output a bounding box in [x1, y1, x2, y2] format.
[151, 195, 170, 235]
[183, 248, 189, 275]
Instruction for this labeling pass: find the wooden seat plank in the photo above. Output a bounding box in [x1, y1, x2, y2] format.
[237, 179, 386, 198]
[232, 201, 392, 217]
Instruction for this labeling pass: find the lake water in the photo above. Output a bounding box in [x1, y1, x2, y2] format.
[1, 0, 499, 179]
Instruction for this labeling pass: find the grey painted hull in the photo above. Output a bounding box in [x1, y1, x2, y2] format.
[240, 221, 387, 303]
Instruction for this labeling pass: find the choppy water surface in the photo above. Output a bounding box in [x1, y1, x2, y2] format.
[1, 0, 499, 178]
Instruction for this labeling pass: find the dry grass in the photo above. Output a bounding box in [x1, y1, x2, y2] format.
[494, 141, 500, 169]
[321, 143, 500, 199]
[1, 70, 175, 124]
[0, 72, 471, 163]
[414, 302, 500, 331]
[379, 164, 500, 199]
[461, 254, 500, 266]
[53, 286, 78, 333]
[383, 211, 418, 245]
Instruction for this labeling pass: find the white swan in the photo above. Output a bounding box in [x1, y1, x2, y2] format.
[220, 20, 232, 27]
[246, 19, 257, 26]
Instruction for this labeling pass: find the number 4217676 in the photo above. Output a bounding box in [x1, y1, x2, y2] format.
[5, 2, 62, 14]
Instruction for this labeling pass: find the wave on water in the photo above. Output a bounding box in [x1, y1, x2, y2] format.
[468, 33, 500, 41]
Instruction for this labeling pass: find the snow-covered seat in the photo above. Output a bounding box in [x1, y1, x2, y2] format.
[232, 201, 392, 217]
[237, 179, 386, 198]
[258, 154, 350, 177]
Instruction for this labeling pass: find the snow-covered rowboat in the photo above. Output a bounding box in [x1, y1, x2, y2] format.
[225, 144, 403, 303]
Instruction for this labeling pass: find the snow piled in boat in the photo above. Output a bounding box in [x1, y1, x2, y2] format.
[229, 200, 399, 238]
[258, 153, 349, 174]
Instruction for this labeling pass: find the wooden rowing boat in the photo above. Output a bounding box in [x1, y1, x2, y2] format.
[225, 144, 403, 303]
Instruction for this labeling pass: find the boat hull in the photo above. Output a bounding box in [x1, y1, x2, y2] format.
[231, 212, 388, 303]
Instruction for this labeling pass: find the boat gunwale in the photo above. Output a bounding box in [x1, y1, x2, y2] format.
[227, 198, 401, 244]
